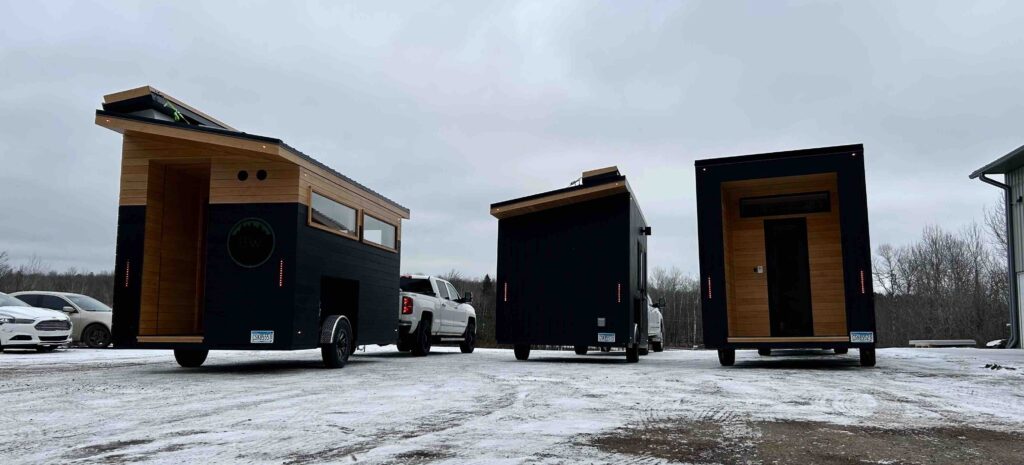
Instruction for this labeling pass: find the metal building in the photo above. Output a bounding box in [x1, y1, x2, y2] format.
[970, 144, 1024, 349]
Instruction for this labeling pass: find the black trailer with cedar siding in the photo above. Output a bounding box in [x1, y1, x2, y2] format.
[491, 167, 651, 362]
[694, 144, 877, 367]
[96, 86, 410, 368]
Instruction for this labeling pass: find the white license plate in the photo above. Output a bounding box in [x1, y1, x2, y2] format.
[251, 330, 274, 344]
[850, 331, 874, 343]
[597, 332, 616, 343]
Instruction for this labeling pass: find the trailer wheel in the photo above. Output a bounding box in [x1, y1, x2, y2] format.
[758, 348, 771, 356]
[574, 345, 587, 355]
[174, 349, 208, 368]
[459, 321, 476, 354]
[411, 316, 432, 356]
[514, 344, 530, 360]
[859, 347, 876, 367]
[652, 341, 664, 352]
[321, 318, 353, 368]
[717, 349, 735, 366]
[834, 347, 848, 355]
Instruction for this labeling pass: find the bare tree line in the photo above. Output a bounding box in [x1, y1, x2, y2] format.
[0, 199, 1012, 348]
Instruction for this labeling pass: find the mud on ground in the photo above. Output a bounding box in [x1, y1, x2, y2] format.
[588, 419, 1024, 465]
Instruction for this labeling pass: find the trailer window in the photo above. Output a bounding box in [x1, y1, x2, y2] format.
[363, 214, 397, 250]
[310, 191, 358, 238]
[739, 191, 830, 218]
[400, 277, 435, 296]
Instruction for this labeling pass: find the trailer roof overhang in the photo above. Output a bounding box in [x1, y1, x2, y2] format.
[95, 86, 409, 219]
[490, 166, 643, 221]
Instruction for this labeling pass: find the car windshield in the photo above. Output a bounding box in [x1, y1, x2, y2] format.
[66, 294, 112, 312]
[400, 278, 435, 296]
[0, 293, 29, 307]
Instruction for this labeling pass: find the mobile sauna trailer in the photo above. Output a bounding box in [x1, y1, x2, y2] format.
[695, 144, 876, 367]
[491, 167, 651, 362]
[96, 86, 410, 368]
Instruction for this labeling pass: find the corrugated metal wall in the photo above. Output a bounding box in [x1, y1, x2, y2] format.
[1008, 169, 1024, 270]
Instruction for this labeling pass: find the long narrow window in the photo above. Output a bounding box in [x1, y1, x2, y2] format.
[739, 191, 830, 218]
[363, 213, 397, 251]
[309, 190, 358, 239]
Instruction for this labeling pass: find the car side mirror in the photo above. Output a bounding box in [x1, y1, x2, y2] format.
[62, 306, 77, 313]
[462, 291, 473, 304]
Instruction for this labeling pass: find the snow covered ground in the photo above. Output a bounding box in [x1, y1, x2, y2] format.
[1, 346, 1022, 464]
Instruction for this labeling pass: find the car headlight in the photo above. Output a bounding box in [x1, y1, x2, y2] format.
[0, 314, 12, 325]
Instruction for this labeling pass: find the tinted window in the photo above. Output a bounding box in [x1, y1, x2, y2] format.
[13, 294, 39, 306]
[446, 283, 460, 301]
[400, 277, 435, 296]
[311, 191, 357, 235]
[38, 295, 70, 311]
[739, 191, 830, 218]
[363, 214, 397, 249]
[434, 281, 450, 300]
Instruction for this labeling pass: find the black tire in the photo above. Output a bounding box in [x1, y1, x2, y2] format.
[396, 339, 411, 352]
[574, 345, 587, 355]
[174, 349, 208, 368]
[460, 321, 476, 354]
[514, 344, 530, 360]
[859, 347, 876, 367]
[718, 349, 735, 366]
[758, 348, 771, 356]
[652, 341, 664, 352]
[411, 316, 432, 356]
[83, 324, 112, 348]
[834, 347, 849, 355]
[37, 346, 57, 353]
[638, 347, 649, 356]
[321, 318, 353, 368]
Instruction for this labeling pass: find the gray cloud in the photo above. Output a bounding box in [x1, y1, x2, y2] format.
[1, 1, 1022, 278]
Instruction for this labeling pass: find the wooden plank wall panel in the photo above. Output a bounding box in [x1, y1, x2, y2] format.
[722, 173, 846, 337]
[210, 160, 300, 204]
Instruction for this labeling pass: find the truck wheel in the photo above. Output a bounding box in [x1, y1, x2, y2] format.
[321, 318, 353, 368]
[859, 347, 876, 367]
[574, 345, 587, 355]
[638, 346, 649, 356]
[718, 349, 735, 366]
[758, 348, 771, 356]
[834, 347, 848, 355]
[514, 344, 530, 360]
[411, 316, 432, 356]
[459, 321, 476, 354]
[174, 349, 209, 368]
[652, 341, 664, 352]
[83, 324, 111, 348]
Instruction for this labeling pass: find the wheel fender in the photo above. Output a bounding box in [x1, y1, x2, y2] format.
[417, 311, 433, 334]
[320, 315, 350, 344]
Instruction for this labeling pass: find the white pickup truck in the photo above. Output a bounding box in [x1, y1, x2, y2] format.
[398, 275, 477, 356]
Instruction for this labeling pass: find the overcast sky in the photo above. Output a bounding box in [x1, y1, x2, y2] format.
[1, 1, 1023, 278]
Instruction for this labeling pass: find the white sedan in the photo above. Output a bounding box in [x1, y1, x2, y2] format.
[0, 292, 72, 352]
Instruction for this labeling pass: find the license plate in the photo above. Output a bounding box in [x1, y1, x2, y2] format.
[597, 332, 615, 343]
[251, 330, 274, 344]
[850, 331, 874, 343]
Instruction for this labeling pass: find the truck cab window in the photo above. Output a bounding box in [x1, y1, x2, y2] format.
[435, 281, 450, 300]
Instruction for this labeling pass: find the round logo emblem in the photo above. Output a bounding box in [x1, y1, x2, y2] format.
[228, 218, 275, 268]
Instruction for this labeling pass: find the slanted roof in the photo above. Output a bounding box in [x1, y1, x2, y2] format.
[96, 86, 409, 218]
[695, 144, 863, 167]
[970, 144, 1024, 179]
[490, 167, 635, 220]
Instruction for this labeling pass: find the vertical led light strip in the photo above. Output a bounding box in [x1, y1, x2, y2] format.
[278, 259, 285, 288]
[617, 283, 622, 303]
[503, 282, 508, 302]
[859, 269, 865, 295]
[124, 260, 130, 288]
[707, 276, 712, 299]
